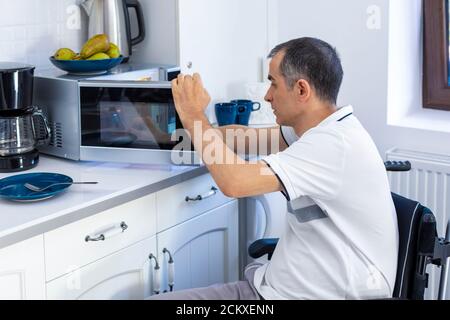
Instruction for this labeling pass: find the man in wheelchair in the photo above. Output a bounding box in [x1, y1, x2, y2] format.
[150, 37, 449, 300]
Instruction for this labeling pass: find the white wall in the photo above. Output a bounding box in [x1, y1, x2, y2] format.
[132, 0, 179, 65]
[0, 0, 86, 69]
[275, 0, 450, 157]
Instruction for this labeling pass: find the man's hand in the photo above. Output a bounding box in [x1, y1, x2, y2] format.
[171, 73, 211, 120]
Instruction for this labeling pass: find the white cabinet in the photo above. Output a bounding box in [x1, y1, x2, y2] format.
[45, 199, 239, 300]
[44, 193, 157, 281]
[0, 236, 45, 300]
[156, 172, 232, 232]
[0, 173, 239, 300]
[177, 0, 269, 100]
[157, 200, 239, 293]
[46, 236, 157, 300]
[134, 0, 269, 101]
[44, 192, 158, 300]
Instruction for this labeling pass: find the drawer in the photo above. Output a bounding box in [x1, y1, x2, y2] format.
[44, 194, 156, 281]
[156, 173, 232, 232]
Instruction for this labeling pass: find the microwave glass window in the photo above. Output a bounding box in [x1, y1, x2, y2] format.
[80, 87, 183, 150]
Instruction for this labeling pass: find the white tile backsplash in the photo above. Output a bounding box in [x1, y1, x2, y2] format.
[0, 0, 87, 69]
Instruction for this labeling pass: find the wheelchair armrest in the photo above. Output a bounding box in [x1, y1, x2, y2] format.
[248, 238, 279, 260]
[384, 161, 411, 172]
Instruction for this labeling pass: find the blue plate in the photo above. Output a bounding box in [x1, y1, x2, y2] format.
[49, 56, 124, 75]
[0, 173, 73, 202]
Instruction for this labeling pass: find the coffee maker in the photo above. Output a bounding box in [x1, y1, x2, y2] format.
[0, 62, 50, 172]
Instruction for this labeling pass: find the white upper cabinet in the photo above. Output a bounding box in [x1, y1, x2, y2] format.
[0, 236, 46, 300]
[177, 0, 269, 100]
[133, 0, 270, 101]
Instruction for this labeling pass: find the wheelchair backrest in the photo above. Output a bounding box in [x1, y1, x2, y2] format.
[391, 193, 437, 299]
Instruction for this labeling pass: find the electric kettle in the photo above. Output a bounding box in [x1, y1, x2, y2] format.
[80, 0, 146, 62]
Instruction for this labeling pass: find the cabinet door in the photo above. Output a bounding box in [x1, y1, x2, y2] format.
[157, 200, 239, 293]
[0, 236, 45, 300]
[46, 236, 157, 300]
[178, 0, 269, 101]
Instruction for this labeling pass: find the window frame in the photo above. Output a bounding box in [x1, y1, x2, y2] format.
[423, 0, 450, 110]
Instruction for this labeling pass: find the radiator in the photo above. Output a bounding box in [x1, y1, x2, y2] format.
[386, 148, 450, 300]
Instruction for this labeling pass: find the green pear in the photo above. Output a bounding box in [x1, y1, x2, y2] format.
[87, 52, 111, 60]
[81, 34, 110, 59]
[54, 48, 76, 60]
[106, 43, 121, 59]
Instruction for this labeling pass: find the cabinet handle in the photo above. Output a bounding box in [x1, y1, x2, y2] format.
[185, 187, 218, 202]
[163, 248, 175, 292]
[186, 61, 193, 69]
[85, 222, 128, 242]
[149, 254, 161, 295]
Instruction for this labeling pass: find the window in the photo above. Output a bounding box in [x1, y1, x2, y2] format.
[423, 0, 450, 110]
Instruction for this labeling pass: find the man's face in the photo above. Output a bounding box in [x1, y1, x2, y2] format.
[264, 52, 300, 126]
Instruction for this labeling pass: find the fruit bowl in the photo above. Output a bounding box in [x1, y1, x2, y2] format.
[49, 56, 124, 76]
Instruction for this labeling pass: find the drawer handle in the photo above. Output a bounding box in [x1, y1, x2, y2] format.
[85, 222, 128, 242]
[185, 187, 218, 202]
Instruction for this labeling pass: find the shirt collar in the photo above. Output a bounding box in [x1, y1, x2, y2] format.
[316, 105, 354, 128]
[291, 105, 354, 139]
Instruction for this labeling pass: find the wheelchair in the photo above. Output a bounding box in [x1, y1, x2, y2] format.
[248, 161, 450, 300]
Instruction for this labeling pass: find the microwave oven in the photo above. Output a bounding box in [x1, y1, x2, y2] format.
[34, 64, 200, 165]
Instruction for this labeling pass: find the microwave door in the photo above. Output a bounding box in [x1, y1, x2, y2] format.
[79, 82, 198, 165]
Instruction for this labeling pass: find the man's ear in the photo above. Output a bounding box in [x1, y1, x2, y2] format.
[296, 79, 311, 102]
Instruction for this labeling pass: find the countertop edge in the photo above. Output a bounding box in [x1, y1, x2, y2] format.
[0, 165, 209, 250]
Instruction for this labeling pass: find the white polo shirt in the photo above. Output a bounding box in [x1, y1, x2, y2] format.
[254, 105, 399, 300]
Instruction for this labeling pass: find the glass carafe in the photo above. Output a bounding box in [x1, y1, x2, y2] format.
[0, 108, 50, 157]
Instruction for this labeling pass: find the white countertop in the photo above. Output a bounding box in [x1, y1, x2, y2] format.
[0, 155, 208, 249]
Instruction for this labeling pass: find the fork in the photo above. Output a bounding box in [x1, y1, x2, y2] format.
[24, 182, 98, 193]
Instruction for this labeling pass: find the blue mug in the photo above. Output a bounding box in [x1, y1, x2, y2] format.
[215, 102, 239, 126]
[231, 100, 261, 126]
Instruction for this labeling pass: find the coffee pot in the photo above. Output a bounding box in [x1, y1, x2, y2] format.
[80, 0, 146, 62]
[0, 62, 50, 172]
[0, 108, 50, 157]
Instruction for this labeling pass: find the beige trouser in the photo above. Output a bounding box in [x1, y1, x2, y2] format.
[147, 263, 262, 300]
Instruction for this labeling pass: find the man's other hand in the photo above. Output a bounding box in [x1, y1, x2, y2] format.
[171, 73, 211, 119]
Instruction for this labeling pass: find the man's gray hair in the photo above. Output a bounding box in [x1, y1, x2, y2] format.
[268, 37, 344, 104]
